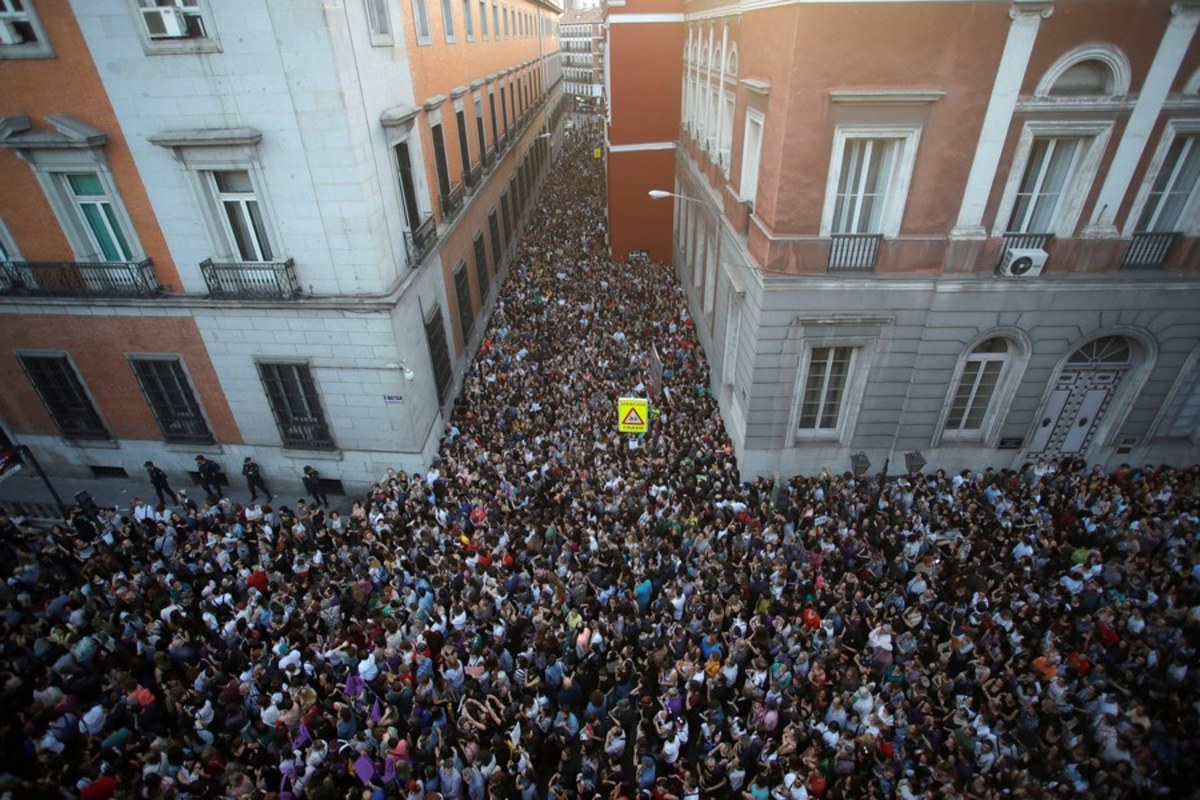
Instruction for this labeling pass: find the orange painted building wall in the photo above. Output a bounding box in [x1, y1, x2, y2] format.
[0, 0, 178, 288]
[0, 315, 240, 443]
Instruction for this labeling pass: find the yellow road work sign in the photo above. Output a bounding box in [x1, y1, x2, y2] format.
[618, 397, 649, 434]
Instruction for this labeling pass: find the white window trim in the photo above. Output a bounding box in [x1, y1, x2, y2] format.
[412, 0, 432, 45]
[28, 156, 145, 263]
[933, 329, 1032, 447]
[478, 0, 487, 38]
[1150, 345, 1200, 443]
[364, 0, 395, 46]
[789, 335, 877, 445]
[126, 0, 220, 56]
[739, 108, 764, 207]
[1123, 118, 1200, 237]
[0, 215, 20, 261]
[819, 124, 922, 238]
[441, 0, 456, 42]
[722, 291, 742, 386]
[991, 120, 1113, 238]
[462, 0, 474, 41]
[0, 0, 54, 59]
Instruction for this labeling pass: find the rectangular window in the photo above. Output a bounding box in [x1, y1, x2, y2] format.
[832, 138, 897, 234]
[0, 0, 52, 57]
[946, 359, 1003, 432]
[441, 0, 455, 41]
[412, 0, 431, 43]
[212, 170, 273, 261]
[500, 190, 513, 242]
[364, 0, 391, 39]
[257, 363, 335, 450]
[1136, 134, 1200, 233]
[455, 109, 472, 172]
[137, 0, 207, 39]
[491, 0, 498, 40]
[1166, 364, 1200, 438]
[473, 231, 490, 298]
[1007, 137, 1082, 233]
[462, 0, 473, 40]
[19, 354, 109, 440]
[479, 0, 487, 37]
[130, 357, 214, 444]
[488, 91, 500, 145]
[454, 261, 474, 341]
[475, 98, 487, 158]
[500, 89, 509, 133]
[431, 122, 453, 212]
[395, 140, 422, 229]
[740, 111, 763, 208]
[66, 173, 134, 262]
[798, 347, 853, 431]
[425, 307, 453, 404]
[488, 208, 503, 267]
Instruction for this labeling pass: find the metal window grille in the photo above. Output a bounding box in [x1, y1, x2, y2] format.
[454, 261, 474, 341]
[257, 363, 335, 450]
[19, 355, 110, 440]
[425, 308, 453, 404]
[130, 358, 214, 444]
[488, 210, 503, 269]
[473, 232, 490, 298]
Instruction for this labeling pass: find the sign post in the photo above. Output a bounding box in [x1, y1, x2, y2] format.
[617, 397, 649, 434]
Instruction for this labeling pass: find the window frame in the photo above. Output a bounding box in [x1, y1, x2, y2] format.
[256, 361, 336, 451]
[789, 332, 878, 445]
[424, 305, 453, 404]
[1150, 344, 1200, 443]
[820, 124, 922, 238]
[934, 330, 1031, 447]
[0, 0, 54, 59]
[461, 0, 473, 41]
[992, 120, 1113, 238]
[129, 355, 215, 444]
[18, 352, 111, 441]
[479, 0, 487, 38]
[1124, 119, 1200, 237]
[473, 230, 490, 299]
[441, 0, 455, 42]
[128, 0, 220, 56]
[210, 169, 274, 262]
[739, 109, 764, 208]
[411, 0, 432, 45]
[364, 0, 394, 45]
[453, 259, 474, 342]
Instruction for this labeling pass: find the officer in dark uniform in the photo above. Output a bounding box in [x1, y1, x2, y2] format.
[195, 455, 223, 500]
[144, 461, 177, 506]
[242, 456, 272, 502]
[302, 465, 330, 508]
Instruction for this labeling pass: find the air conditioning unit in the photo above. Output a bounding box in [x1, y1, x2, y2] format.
[0, 20, 25, 45]
[998, 247, 1048, 277]
[142, 6, 189, 39]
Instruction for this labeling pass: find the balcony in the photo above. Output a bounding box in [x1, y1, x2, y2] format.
[440, 182, 465, 223]
[200, 258, 300, 299]
[827, 234, 882, 272]
[1122, 231, 1178, 270]
[465, 162, 482, 193]
[0, 258, 160, 298]
[404, 214, 438, 266]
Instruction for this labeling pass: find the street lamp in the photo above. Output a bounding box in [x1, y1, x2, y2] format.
[648, 189, 700, 203]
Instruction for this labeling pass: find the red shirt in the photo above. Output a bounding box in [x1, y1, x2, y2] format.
[79, 776, 118, 800]
[247, 571, 269, 594]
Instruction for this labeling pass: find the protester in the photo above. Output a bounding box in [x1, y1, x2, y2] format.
[0, 122, 1195, 800]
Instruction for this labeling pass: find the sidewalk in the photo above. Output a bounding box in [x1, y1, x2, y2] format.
[0, 468, 327, 522]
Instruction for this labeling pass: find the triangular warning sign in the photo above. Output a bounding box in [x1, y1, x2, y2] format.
[621, 406, 644, 427]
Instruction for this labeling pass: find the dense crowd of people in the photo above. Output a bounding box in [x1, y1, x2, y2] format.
[0, 124, 1197, 800]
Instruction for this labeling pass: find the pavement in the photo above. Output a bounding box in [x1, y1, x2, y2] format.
[0, 467, 332, 523]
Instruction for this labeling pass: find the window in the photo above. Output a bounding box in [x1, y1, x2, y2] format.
[441, 0, 455, 41]
[257, 363, 335, 450]
[488, 90, 500, 146]
[488, 208, 503, 266]
[1134, 133, 1200, 234]
[412, 0, 431, 44]
[474, 97, 487, 159]
[0, 215, 19, 261]
[395, 140, 423, 231]
[945, 339, 1007, 434]
[821, 126, 921, 238]
[66, 173, 135, 262]
[479, 0, 487, 37]
[723, 295, 741, 386]
[137, 0, 206, 39]
[994, 122, 1111, 238]
[455, 108, 472, 173]
[1158, 351, 1200, 440]
[0, 0, 53, 59]
[130, 357, 214, 444]
[19, 354, 109, 440]
[454, 260, 474, 341]
[740, 110, 763, 208]
[492, 0, 498, 38]
[430, 122, 453, 211]
[798, 347, 854, 432]
[424, 306, 453, 404]
[462, 0, 473, 40]
[473, 231, 490, 298]
[364, 0, 392, 43]
[211, 170, 273, 261]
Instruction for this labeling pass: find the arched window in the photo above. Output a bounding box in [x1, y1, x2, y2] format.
[938, 332, 1031, 444]
[1066, 335, 1130, 366]
[1035, 44, 1130, 99]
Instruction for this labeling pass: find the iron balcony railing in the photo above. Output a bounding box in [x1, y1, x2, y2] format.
[1122, 231, 1178, 270]
[200, 258, 300, 299]
[998, 231, 1052, 266]
[465, 162, 482, 192]
[0, 258, 159, 298]
[827, 233, 882, 272]
[404, 214, 438, 266]
[440, 182, 465, 223]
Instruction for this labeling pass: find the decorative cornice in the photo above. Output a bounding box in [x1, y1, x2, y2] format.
[147, 127, 262, 148]
[470, 79, 484, 90]
[380, 104, 421, 129]
[829, 89, 945, 105]
[740, 78, 770, 96]
[422, 94, 447, 111]
[1010, 0, 1053, 20]
[450, 86, 468, 99]
[0, 114, 108, 149]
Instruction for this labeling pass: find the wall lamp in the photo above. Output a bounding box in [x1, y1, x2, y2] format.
[850, 451, 871, 478]
[648, 189, 701, 203]
[904, 450, 927, 474]
[385, 362, 416, 381]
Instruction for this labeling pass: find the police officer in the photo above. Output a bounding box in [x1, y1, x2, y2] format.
[302, 465, 330, 508]
[195, 455, 223, 500]
[144, 461, 177, 506]
[242, 456, 272, 502]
